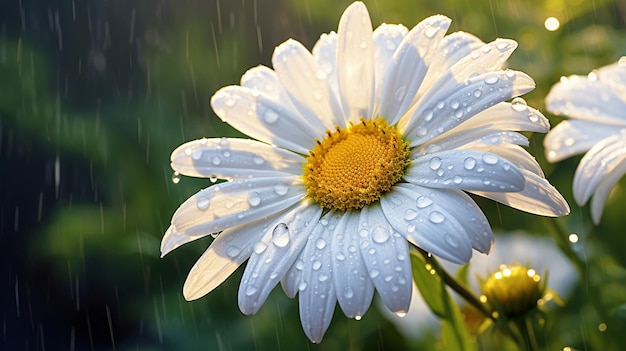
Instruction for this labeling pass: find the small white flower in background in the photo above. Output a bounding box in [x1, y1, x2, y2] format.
[383, 232, 578, 339]
[544, 57, 626, 224]
[161, 1, 569, 343]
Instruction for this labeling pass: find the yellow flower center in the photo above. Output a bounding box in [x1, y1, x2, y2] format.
[303, 118, 411, 211]
[481, 264, 544, 318]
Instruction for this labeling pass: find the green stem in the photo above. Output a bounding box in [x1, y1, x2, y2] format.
[417, 248, 495, 322]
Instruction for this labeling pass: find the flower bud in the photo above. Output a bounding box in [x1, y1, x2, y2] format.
[480, 264, 544, 318]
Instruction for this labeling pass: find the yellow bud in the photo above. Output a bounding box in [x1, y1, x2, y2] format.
[481, 264, 544, 318]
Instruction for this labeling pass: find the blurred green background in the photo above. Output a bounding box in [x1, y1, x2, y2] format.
[2, 0, 626, 350]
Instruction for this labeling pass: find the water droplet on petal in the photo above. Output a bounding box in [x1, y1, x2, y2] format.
[429, 157, 442, 170]
[272, 223, 290, 247]
[372, 227, 390, 244]
[273, 183, 289, 196]
[416, 196, 433, 208]
[253, 155, 265, 165]
[404, 209, 418, 221]
[369, 269, 380, 279]
[473, 89, 482, 98]
[253, 241, 268, 254]
[263, 109, 280, 124]
[318, 273, 329, 282]
[423, 109, 434, 121]
[429, 211, 445, 223]
[464, 157, 476, 170]
[354, 315, 362, 321]
[191, 149, 203, 160]
[482, 153, 499, 165]
[226, 246, 242, 258]
[485, 74, 499, 85]
[511, 97, 528, 111]
[245, 285, 258, 296]
[316, 238, 327, 250]
[298, 281, 308, 291]
[335, 252, 346, 261]
[445, 234, 459, 248]
[312, 260, 322, 270]
[453, 175, 463, 184]
[211, 157, 221, 165]
[344, 287, 354, 299]
[394, 86, 407, 102]
[248, 192, 262, 207]
[196, 196, 210, 210]
[424, 26, 438, 39]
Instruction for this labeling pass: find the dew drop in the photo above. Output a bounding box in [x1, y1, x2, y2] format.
[473, 89, 482, 98]
[335, 252, 346, 261]
[395, 311, 407, 318]
[444, 234, 459, 248]
[312, 260, 322, 270]
[298, 281, 308, 291]
[171, 171, 181, 184]
[369, 269, 380, 279]
[245, 285, 258, 296]
[316, 238, 327, 250]
[372, 227, 390, 244]
[211, 157, 221, 165]
[196, 196, 210, 210]
[464, 157, 476, 170]
[482, 153, 499, 165]
[354, 315, 362, 321]
[424, 26, 438, 39]
[450, 100, 460, 109]
[429, 157, 442, 170]
[511, 97, 528, 111]
[318, 273, 329, 282]
[253, 241, 268, 254]
[484, 74, 499, 85]
[263, 109, 280, 124]
[407, 224, 416, 233]
[453, 175, 463, 184]
[423, 109, 434, 121]
[404, 209, 418, 221]
[437, 100, 445, 109]
[344, 287, 354, 299]
[226, 246, 242, 258]
[248, 192, 262, 207]
[252, 155, 265, 165]
[273, 183, 289, 196]
[416, 196, 433, 208]
[272, 223, 290, 247]
[394, 86, 407, 102]
[429, 211, 445, 223]
[416, 127, 427, 136]
[191, 149, 203, 160]
[224, 96, 236, 107]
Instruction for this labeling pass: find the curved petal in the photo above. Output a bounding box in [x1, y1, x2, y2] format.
[545, 74, 626, 126]
[298, 211, 341, 343]
[272, 39, 345, 129]
[596, 58, 626, 97]
[377, 15, 451, 125]
[424, 31, 484, 86]
[573, 134, 626, 205]
[473, 144, 545, 177]
[458, 101, 550, 133]
[358, 204, 412, 314]
[312, 32, 340, 120]
[544, 120, 621, 162]
[405, 149, 525, 192]
[171, 138, 306, 179]
[418, 128, 529, 155]
[238, 202, 322, 314]
[337, 1, 375, 123]
[402, 70, 536, 145]
[170, 176, 305, 236]
[211, 85, 318, 154]
[380, 184, 474, 263]
[589, 158, 626, 224]
[331, 211, 374, 318]
[182, 218, 270, 300]
[471, 169, 570, 217]
[241, 65, 327, 134]
[372, 23, 408, 109]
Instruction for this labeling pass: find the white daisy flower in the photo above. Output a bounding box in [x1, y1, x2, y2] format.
[544, 57, 626, 224]
[161, 1, 569, 343]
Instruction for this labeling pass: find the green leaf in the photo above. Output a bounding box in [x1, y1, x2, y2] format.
[410, 251, 475, 351]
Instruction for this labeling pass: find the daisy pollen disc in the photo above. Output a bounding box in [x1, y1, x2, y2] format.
[303, 118, 411, 211]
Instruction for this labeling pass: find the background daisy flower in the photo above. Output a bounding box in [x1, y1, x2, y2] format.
[161, 1, 569, 343]
[544, 57, 626, 224]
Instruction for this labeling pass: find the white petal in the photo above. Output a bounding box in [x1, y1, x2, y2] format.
[299, 211, 340, 343]
[211, 85, 317, 154]
[544, 120, 621, 162]
[471, 169, 570, 217]
[573, 135, 626, 205]
[545, 74, 626, 126]
[312, 32, 340, 116]
[458, 101, 550, 133]
[281, 258, 302, 299]
[241, 65, 327, 134]
[419, 127, 529, 154]
[405, 149, 525, 192]
[589, 159, 626, 224]
[377, 15, 451, 125]
[238, 202, 322, 314]
[337, 1, 375, 123]
[474, 144, 545, 177]
[596, 59, 626, 97]
[372, 24, 408, 109]
[402, 70, 536, 145]
[358, 204, 412, 314]
[424, 31, 484, 85]
[272, 39, 345, 128]
[380, 184, 474, 263]
[182, 219, 268, 300]
[170, 176, 304, 236]
[160, 225, 204, 257]
[170, 138, 306, 179]
[331, 211, 374, 318]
